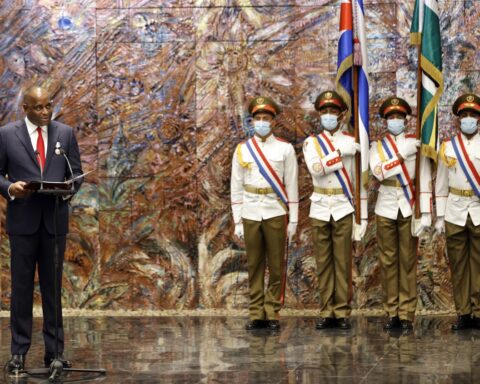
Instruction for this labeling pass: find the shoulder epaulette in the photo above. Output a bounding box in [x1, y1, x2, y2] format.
[439, 140, 456, 168]
[405, 134, 416, 138]
[342, 131, 354, 137]
[275, 137, 289, 143]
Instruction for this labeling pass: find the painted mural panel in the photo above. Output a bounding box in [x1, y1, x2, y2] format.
[0, 0, 478, 312]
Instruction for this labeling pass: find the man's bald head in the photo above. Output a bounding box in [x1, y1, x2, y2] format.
[23, 86, 50, 104]
[22, 86, 53, 126]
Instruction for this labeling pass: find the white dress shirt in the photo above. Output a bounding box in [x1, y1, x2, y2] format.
[370, 132, 432, 220]
[436, 132, 480, 226]
[303, 130, 365, 221]
[231, 134, 299, 224]
[25, 117, 48, 158]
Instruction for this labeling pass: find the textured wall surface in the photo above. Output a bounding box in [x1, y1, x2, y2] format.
[0, 0, 478, 312]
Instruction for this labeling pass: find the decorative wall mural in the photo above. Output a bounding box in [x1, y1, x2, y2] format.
[0, 0, 478, 312]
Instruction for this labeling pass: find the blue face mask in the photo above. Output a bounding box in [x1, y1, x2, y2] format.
[460, 117, 478, 135]
[321, 114, 338, 131]
[253, 120, 272, 137]
[387, 119, 405, 135]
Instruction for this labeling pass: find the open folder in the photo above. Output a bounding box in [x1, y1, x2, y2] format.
[24, 170, 94, 191]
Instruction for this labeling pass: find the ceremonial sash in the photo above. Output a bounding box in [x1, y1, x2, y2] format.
[245, 137, 289, 207]
[314, 133, 354, 205]
[380, 135, 415, 206]
[451, 135, 480, 197]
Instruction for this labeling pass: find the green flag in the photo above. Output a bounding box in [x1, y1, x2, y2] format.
[410, 0, 444, 161]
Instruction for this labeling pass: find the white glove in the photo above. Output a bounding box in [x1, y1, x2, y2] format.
[435, 216, 445, 234]
[287, 222, 297, 243]
[341, 142, 361, 157]
[353, 219, 368, 241]
[398, 139, 420, 158]
[413, 213, 432, 237]
[234, 223, 244, 239]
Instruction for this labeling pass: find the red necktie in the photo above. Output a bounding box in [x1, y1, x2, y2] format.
[36, 127, 46, 171]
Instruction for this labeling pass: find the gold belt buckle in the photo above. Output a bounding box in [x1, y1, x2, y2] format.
[258, 187, 269, 194]
[462, 190, 472, 197]
[326, 188, 334, 196]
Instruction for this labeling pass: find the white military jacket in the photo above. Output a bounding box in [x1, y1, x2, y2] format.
[370, 132, 432, 220]
[231, 134, 299, 224]
[303, 129, 367, 222]
[435, 132, 480, 227]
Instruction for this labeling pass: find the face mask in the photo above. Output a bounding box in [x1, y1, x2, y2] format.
[253, 120, 272, 137]
[460, 117, 478, 135]
[321, 114, 338, 131]
[387, 119, 405, 135]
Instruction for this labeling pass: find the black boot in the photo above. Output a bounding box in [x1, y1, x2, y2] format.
[452, 314, 472, 331]
[472, 316, 480, 330]
[401, 320, 413, 330]
[267, 320, 281, 331]
[337, 318, 351, 330]
[245, 320, 268, 330]
[383, 316, 401, 330]
[316, 317, 337, 329]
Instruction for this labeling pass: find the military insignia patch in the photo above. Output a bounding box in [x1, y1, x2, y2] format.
[256, 97, 264, 104]
[313, 163, 323, 173]
[392, 98, 399, 106]
[466, 95, 474, 102]
[325, 92, 333, 99]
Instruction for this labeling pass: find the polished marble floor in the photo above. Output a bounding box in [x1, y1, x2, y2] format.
[1, 316, 479, 383]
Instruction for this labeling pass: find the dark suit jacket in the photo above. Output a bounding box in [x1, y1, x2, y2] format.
[0, 120, 83, 235]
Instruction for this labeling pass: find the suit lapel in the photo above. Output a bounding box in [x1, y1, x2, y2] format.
[44, 122, 59, 173]
[15, 121, 39, 167]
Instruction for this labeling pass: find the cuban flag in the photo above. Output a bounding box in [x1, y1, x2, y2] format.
[353, 0, 370, 188]
[335, 0, 370, 214]
[335, 0, 354, 115]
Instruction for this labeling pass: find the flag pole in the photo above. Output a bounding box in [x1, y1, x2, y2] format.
[352, 2, 361, 226]
[353, 65, 361, 225]
[414, 43, 422, 219]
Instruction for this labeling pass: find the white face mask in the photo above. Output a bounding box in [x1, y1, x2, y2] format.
[253, 120, 272, 137]
[460, 117, 478, 135]
[387, 119, 405, 135]
[321, 114, 338, 131]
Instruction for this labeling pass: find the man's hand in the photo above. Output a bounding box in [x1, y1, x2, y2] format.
[353, 219, 368, 241]
[234, 223, 244, 240]
[340, 142, 360, 157]
[435, 216, 445, 234]
[413, 213, 432, 237]
[398, 139, 420, 159]
[287, 222, 297, 243]
[8, 181, 32, 199]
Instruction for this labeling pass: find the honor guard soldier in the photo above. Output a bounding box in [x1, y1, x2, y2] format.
[231, 96, 299, 331]
[369, 96, 432, 331]
[302, 90, 367, 330]
[435, 93, 480, 331]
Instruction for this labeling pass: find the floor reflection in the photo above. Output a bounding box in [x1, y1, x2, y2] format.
[1, 316, 479, 383]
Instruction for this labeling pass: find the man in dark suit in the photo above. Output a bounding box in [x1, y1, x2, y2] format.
[0, 86, 83, 372]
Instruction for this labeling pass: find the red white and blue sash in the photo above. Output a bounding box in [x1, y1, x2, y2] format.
[245, 137, 289, 206]
[451, 135, 480, 197]
[315, 133, 354, 205]
[381, 135, 415, 206]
